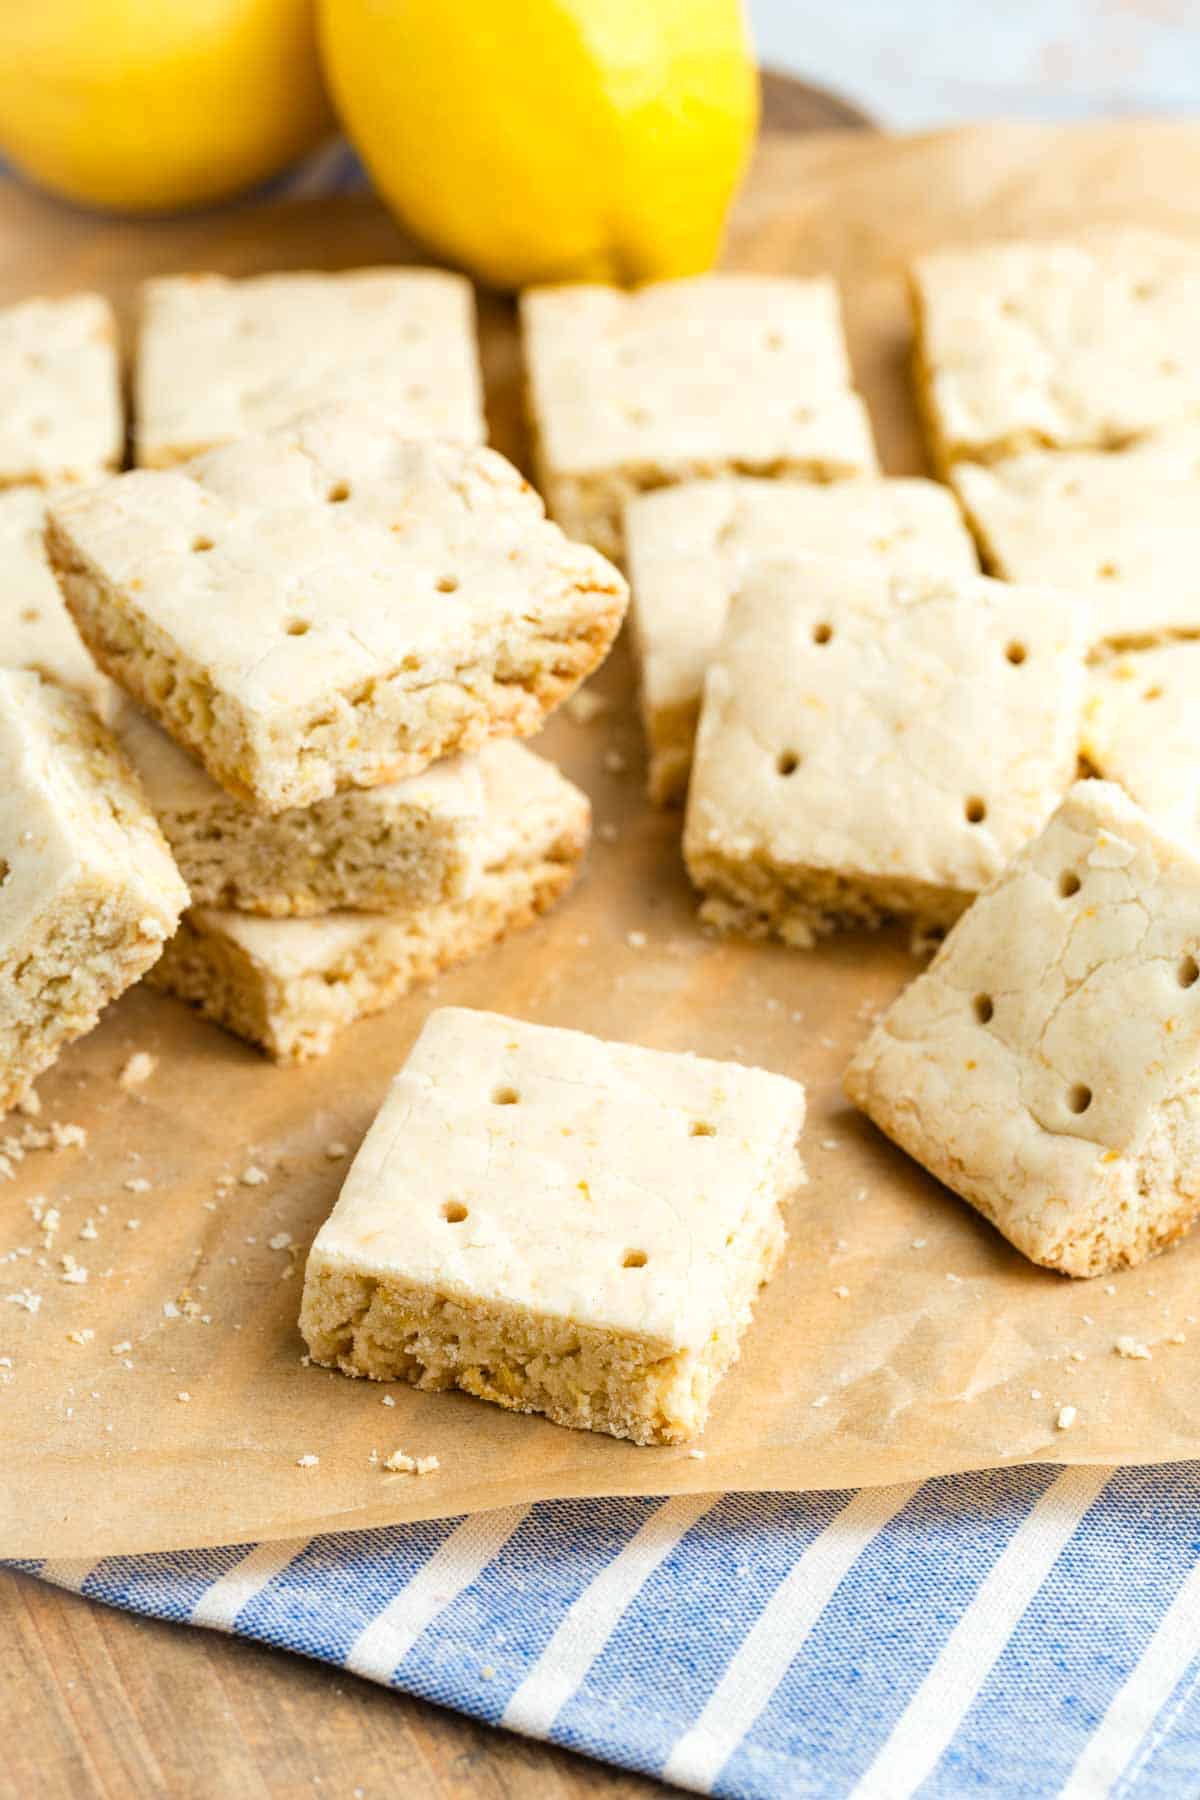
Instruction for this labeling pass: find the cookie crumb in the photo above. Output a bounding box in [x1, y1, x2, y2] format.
[119, 1051, 157, 1090]
[564, 689, 608, 725]
[295, 1453, 319, 1468]
[60, 1255, 88, 1285]
[1114, 1335, 1152, 1360]
[7, 1288, 42, 1312]
[50, 1122, 86, 1150]
[324, 1141, 349, 1160]
[125, 1177, 152, 1194]
[626, 930, 647, 950]
[176, 1391, 191, 1403]
[687, 1448, 706, 1459]
[1056, 1405, 1078, 1431]
[268, 1232, 293, 1251]
[67, 1327, 94, 1345]
[110, 1340, 131, 1356]
[14, 1090, 41, 1118]
[240, 1165, 268, 1186]
[381, 1394, 396, 1407]
[383, 1448, 439, 1475]
[833, 1285, 850, 1299]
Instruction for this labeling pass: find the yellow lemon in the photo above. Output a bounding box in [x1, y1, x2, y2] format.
[0, 1, 334, 213]
[318, 0, 759, 290]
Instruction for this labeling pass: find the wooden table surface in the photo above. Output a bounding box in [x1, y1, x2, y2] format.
[1, 71, 868, 1800]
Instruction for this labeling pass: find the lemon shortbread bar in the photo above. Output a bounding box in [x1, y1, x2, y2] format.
[135, 269, 486, 468]
[299, 1006, 806, 1444]
[0, 509, 489, 915]
[683, 558, 1087, 947]
[846, 779, 1200, 1276]
[912, 228, 1200, 472]
[0, 670, 188, 1113]
[1082, 642, 1200, 844]
[150, 744, 589, 1062]
[951, 433, 1200, 646]
[0, 293, 122, 488]
[522, 275, 878, 560]
[47, 403, 628, 812]
[627, 476, 978, 804]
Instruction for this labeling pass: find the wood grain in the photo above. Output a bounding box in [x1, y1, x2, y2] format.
[1, 71, 862, 1800]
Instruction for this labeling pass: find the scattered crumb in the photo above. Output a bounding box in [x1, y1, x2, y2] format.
[602, 747, 627, 774]
[50, 1122, 86, 1150]
[78, 1219, 99, 1241]
[1169, 1333, 1187, 1345]
[598, 821, 620, 844]
[811, 1395, 829, 1409]
[240, 1165, 268, 1186]
[268, 1232, 293, 1251]
[687, 1448, 706, 1460]
[125, 1219, 141, 1232]
[6, 1289, 41, 1313]
[911, 1239, 927, 1250]
[1030, 1389, 1042, 1400]
[945, 1273, 962, 1284]
[626, 930, 647, 950]
[124, 1177, 152, 1194]
[564, 689, 609, 725]
[1069, 1350, 1086, 1363]
[59, 1256, 88, 1285]
[833, 1285, 850, 1299]
[67, 1328, 94, 1346]
[1104, 1284, 1117, 1296]
[383, 1448, 439, 1475]
[118, 1052, 157, 1090]
[15, 1090, 41, 1118]
[295, 1453, 319, 1468]
[1056, 1405, 1078, 1431]
[176, 1391, 191, 1403]
[1114, 1336, 1152, 1361]
[162, 1300, 180, 1319]
[381, 1394, 396, 1408]
[110, 1341, 132, 1356]
[324, 1141, 349, 1160]
[821, 1139, 840, 1151]
[480, 1665, 497, 1681]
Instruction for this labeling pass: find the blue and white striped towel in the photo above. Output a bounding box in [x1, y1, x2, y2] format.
[11, 1461, 1200, 1795]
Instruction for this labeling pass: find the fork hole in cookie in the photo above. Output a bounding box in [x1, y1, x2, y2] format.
[1005, 641, 1028, 665]
[622, 1249, 648, 1269]
[492, 1085, 520, 1106]
[0, 859, 9, 888]
[285, 618, 310, 637]
[1058, 870, 1082, 898]
[1097, 561, 1120, 581]
[191, 535, 214, 553]
[1179, 955, 1199, 989]
[1068, 1084, 1093, 1115]
[441, 1201, 468, 1223]
[436, 575, 460, 594]
[1144, 685, 1164, 701]
[327, 481, 351, 504]
[812, 622, 833, 646]
[964, 796, 987, 825]
[690, 1120, 716, 1138]
[973, 994, 994, 1025]
[777, 750, 801, 777]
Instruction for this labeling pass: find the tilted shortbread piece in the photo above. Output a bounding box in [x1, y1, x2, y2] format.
[0, 488, 116, 713]
[951, 433, 1200, 646]
[135, 269, 485, 468]
[1082, 643, 1200, 844]
[683, 558, 1088, 947]
[0, 671, 188, 1113]
[0, 511, 487, 914]
[522, 274, 878, 559]
[0, 293, 122, 487]
[113, 699, 486, 917]
[845, 780, 1200, 1277]
[299, 1006, 806, 1444]
[912, 228, 1200, 470]
[150, 743, 588, 1062]
[627, 476, 978, 804]
[46, 404, 628, 812]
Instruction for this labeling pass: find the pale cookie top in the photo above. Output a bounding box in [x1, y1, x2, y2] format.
[0, 488, 115, 711]
[49, 404, 627, 715]
[685, 558, 1088, 895]
[308, 1007, 806, 1351]
[521, 274, 878, 478]
[188, 741, 586, 974]
[913, 227, 1200, 464]
[627, 476, 978, 715]
[0, 670, 187, 939]
[849, 780, 1200, 1223]
[951, 432, 1200, 643]
[0, 294, 122, 487]
[109, 691, 485, 826]
[136, 269, 485, 466]
[1083, 643, 1200, 843]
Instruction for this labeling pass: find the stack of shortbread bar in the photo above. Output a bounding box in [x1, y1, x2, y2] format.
[0, 269, 626, 1098]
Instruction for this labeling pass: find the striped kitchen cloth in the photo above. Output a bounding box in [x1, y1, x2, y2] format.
[10, 1461, 1200, 1796]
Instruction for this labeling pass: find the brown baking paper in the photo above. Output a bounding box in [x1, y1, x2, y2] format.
[6, 121, 1200, 1559]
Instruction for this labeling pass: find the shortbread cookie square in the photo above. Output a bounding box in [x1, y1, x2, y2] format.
[683, 558, 1088, 947]
[1081, 642, 1200, 844]
[299, 1006, 806, 1444]
[135, 269, 486, 468]
[521, 274, 879, 559]
[150, 743, 589, 1062]
[627, 476, 978, 804]
[47, 403, 628, 813]
[0, 670, 188, 1113]
[0, 293, 122, 488]
[845, 779, 1200, 1277]
[0, 505, 487, 914]
[113, 699, 485, 917]
[951, 433, 1200, 646]
[912, 228, 1200, 470]
[0, 488, 115, 714]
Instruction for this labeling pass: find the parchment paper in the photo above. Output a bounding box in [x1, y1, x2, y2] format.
[6, 122, 1200, 1559]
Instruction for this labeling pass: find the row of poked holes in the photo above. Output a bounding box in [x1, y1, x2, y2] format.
[438, 1197, 650, 1270]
